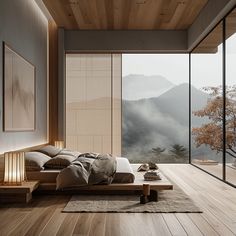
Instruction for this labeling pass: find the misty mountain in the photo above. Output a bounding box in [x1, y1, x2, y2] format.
[123, 74, 174, 100]
[148, 83, 209, 126]
[122, 83, 209, 159]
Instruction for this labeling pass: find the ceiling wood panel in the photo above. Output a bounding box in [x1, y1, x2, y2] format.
[113, 0, 123, 29]
[43, 0, 208, 30]
[225, 10, 236, 41]
[192, 9, 236, 53]
[192, 23, 223, 53]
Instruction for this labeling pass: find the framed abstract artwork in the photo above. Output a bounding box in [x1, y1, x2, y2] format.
[3, 42, 35, 131]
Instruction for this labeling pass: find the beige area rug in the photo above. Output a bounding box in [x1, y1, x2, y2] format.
[62, 184, 202, 213]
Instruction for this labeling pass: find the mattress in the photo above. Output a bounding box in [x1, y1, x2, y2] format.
[112, 157, 135, 183]
[26, 157, 135, 184]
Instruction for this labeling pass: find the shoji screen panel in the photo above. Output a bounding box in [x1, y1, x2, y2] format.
[66, 54, 121, 155]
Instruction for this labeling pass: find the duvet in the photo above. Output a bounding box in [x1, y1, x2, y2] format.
[56, 153, 117, 190]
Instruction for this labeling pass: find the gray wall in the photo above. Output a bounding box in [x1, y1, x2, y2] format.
[0, 0, 48, 153]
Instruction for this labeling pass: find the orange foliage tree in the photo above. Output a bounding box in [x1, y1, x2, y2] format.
[192, 86, 236, 159]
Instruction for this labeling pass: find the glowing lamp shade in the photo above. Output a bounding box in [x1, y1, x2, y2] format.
[54, 141, 64, 149]
[4, 152, 25, 185]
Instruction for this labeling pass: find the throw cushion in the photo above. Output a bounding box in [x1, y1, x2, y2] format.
[44, 154, 77, 169]
[25, 152, 51, 171]
[36, 145, 62, 157]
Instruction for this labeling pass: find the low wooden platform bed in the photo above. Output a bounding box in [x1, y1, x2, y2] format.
[28, 164, 173, 193]
[27, 157, 136, 189]
[1, 145, 173, 201]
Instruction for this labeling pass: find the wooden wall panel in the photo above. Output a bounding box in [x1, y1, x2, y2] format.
[48, 20, 58, 143]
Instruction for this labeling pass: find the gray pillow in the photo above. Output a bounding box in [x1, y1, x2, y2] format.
[25, 152, 51, 171]
[36, 145, 62, 157]
[59, 149, 81, 158]
[44, 154, 76, 169]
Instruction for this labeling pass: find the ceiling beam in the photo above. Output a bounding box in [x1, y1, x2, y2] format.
[64, 30, 187, 52]
[188, 0, 236, 51]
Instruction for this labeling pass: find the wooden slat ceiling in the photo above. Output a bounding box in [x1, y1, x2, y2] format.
[193, 9, 236, 53]
[192, 23, 223, 53]
[43, 0, 208, 30]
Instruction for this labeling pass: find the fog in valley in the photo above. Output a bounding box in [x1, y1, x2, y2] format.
[121, 53, 236, 164]
[122, 73, 220, 163]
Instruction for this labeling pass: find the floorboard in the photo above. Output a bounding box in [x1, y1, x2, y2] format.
[0, 164, 236, 236]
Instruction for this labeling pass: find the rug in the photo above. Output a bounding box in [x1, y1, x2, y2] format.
[62, 184, 202, 213]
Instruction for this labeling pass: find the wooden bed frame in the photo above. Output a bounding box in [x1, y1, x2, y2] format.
[36, 164, 173, 201]
[0, 144, 173, 201]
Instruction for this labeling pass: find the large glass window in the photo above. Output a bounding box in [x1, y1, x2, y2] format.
[122, 54, 189, 163]
[226, 9, 236, 185]
[191, 23, 223, 179]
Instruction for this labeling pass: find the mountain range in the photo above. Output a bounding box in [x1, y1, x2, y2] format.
[122, 74, 174, 100]
[122, 75, 210, 160]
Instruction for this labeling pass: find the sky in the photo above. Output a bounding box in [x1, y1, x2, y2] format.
[122, 54, 189, 86]
[122, 33, 236, 89]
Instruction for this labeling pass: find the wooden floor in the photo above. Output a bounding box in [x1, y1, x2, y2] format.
[1, 164, 236, 236]
[193, 163, 236, 185]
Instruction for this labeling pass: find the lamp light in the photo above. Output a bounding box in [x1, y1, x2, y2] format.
[3, 151, 25, 185]
[54, 141, 64, 149]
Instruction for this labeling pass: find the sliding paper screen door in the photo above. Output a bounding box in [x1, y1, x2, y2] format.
[66, 54, 121, 155]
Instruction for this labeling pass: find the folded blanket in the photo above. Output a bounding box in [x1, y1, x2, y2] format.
[56, 153, 117, 190]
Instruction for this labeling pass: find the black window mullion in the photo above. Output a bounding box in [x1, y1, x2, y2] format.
[189, 53, 191, 164]
[222, 19, 226, 181]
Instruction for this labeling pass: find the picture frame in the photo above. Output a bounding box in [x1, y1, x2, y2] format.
[3, 42, 36, 131]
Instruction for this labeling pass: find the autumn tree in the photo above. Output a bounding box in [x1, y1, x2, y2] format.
[169, 144, 188, 159]
[192, 86, 236, 159]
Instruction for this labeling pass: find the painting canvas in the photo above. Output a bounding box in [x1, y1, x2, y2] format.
[3, 42, 35, 131]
